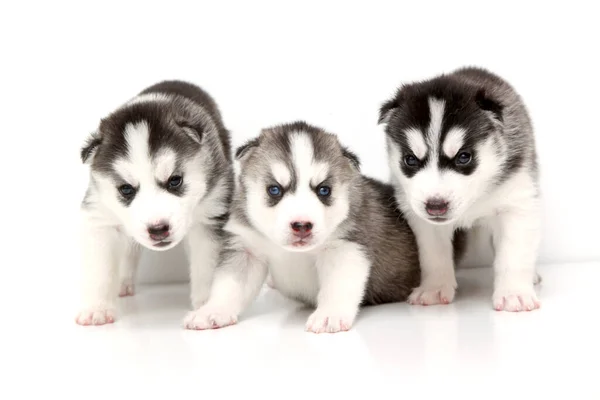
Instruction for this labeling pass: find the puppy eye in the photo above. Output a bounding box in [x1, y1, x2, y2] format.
[317, 185, 331, 197]
[455, 152, 472, 165]
[404, 155, 419, 167]
[118, 184, 136, 197]
[168, 175, 183, 189]
[267, 185, 283, 197]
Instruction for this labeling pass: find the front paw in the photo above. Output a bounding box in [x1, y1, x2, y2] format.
[493, 281, 540, 312]
[75, 307, 116, 326]
[305, 309, 355, 334]
[184, 307, 238, 330]
[408, 280, 457, 305]
[118, 279, 135, 297]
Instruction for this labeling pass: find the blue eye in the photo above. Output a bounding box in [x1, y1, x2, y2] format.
[456, 152, 472, 165]
[267, 185, 282, 197]
[317, 185, 331, 197]
[168, 175, 183, 188]
[118, 184, 135, 197]
[404, 155, 419, 167]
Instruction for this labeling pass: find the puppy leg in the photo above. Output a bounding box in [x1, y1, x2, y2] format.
[185, 224, 221, 310]
[407, 220, 457, 305]
[184, 246, 267, 330]
[75, 222, 124, 326]
[118, 241, 141, 297]
[491, 202, 541, 312]
[306, 241, 370, 334]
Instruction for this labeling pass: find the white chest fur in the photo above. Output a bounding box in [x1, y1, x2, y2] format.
[267, 249, 319, 306]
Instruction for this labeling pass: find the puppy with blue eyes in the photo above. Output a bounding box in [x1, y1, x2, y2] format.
[184, 121, 421, 333]
[76, 80, 233, 326]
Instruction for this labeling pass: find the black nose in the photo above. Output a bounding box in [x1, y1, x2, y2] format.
[425, 199, 449, 217]
[148, 223, 170, 240]
[291, 221, 313, 238]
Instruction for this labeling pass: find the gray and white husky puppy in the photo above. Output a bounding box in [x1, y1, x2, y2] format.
[379, 67, 542, 312]
[184, 121, 420, 333]
[76, 81, 233, 325]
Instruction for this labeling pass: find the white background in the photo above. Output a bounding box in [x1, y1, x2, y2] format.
[2, 2, 600, 398]
[1, 0, 598, 291]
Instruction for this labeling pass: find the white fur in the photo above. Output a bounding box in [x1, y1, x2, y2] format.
[271, 161, 292, 188]
[185, 131, 368, 332]
[442, 127, 466, 158]
[427, 98, 445, 149]
[77, 112, 225, 326]
[244, 133, 349, 251]
[406, 127, 428, 160]
[386, 95, 541, 311]
[125, 92, 171, 106]
[103, 121, 206, 250]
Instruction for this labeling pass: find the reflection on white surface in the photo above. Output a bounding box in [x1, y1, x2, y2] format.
[6, 262, 599, 398]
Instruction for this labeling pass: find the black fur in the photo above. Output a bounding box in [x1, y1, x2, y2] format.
[81, 132, 102, 163]
[379, 68, 511, 178]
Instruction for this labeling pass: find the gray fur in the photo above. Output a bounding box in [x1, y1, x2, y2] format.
[81, 80, 233, 221]
[231, 121, 421, 305]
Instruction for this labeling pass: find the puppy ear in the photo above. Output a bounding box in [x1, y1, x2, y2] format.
[342, 146, 360, 171]
[378, 99, 398, 125]
[80, 132, 102, 164]
[475, 88, 504, 122]
[235, 138, 260, 160]
[175, 117, 203, 144]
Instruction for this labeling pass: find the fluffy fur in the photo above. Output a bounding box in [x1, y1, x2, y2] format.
[184, 121, 421, 333]
[379, 66, 542, 312]
[76, 80, 233, 325]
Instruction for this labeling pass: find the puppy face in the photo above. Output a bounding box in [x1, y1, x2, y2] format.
[82, 101, 212, 251]
[236, 122, 360, 252]
[380, 85, 506, 224]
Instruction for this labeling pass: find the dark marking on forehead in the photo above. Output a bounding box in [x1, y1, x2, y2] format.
[92, 101, 203, 176]
[381, 73, 509, 177]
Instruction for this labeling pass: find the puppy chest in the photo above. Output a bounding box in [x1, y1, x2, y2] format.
[268, 253, 319, 304]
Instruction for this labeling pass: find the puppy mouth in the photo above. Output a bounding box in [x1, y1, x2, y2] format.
[152, 240, 173, 248]
[426, 216, 454, 224]
[288, 235, 315, 249]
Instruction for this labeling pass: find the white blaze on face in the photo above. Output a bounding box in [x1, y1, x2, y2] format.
[389, 96, 502, 223]
[98, 120, 207, 250]
[245, 132, 350, 251]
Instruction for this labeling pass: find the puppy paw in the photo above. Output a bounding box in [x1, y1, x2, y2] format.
[493, 284, 540, 312]
[183, 307, 238, 330]
[305, 310, 355, 334]
[118, 280, 135, 297]
[75, 307, 116, 326]
[408, 280, 457, 305]
[266, 275, 275, 289]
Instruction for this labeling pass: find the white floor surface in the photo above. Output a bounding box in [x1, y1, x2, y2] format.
[6, 262, 599, 399]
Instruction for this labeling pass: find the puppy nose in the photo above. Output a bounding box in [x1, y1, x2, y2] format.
[291, 221, 313, 238]
[425, 199, 449, 216]
[148, 223, 170, 240]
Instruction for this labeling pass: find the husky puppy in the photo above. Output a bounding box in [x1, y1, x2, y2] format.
[76, 80, 233, 325]
[184, 121, 420, 333]
[378, 67, 542, 312]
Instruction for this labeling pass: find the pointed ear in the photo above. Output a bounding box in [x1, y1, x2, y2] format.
[342, 146, 360, 171]
[235, 138, 260, 161]
[80, 132, 102, 164]
[175, 117, 203, 144]
[378, 98, 398, 125]
[475, 88, 504, 122]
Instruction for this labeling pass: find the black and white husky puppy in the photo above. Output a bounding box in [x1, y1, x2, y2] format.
[76, 81, 233, 325]
[184, 121, 421, 333]
[379, 67, 542, 312]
